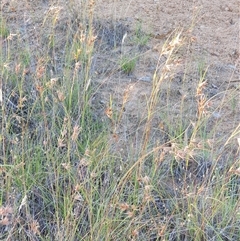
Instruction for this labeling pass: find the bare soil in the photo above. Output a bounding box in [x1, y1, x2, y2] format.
[1, 0, 239, 153]
[93, 0, 240, 155]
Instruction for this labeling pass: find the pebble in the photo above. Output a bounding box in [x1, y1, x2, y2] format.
[212, 112, 222, 119]
[139, 76, 152, 82]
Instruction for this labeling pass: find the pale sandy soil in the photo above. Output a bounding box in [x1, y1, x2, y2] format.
[1, 0, 239, 153]
[93, 0, 239, 154]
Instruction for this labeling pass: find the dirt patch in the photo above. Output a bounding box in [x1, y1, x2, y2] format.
[93, 0, 239, 152]
[1, 0, 239, 156]
[1, 0, 239, 157]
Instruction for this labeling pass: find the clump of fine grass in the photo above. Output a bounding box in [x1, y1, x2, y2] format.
[0, 1, 239, 241]
[119, 56, 137, 75]
[132, 21, 150, 47]
[0, 0, 103, 239]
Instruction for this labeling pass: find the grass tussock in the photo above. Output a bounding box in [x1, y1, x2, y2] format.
[0, 0, 239, 240]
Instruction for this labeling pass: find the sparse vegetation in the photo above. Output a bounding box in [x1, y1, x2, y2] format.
[132, 22, 150, 47]
[0, 1, 239, 241]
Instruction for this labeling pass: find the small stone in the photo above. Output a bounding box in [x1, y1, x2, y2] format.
[212, 112, 222, 119]
[139, 76, 151, 82]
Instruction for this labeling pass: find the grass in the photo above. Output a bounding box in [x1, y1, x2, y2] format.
[132, 22, 150, 47]
[0, 17, 9, 38]
[0, 1, 239, 240]
[119, 56, 137, 75]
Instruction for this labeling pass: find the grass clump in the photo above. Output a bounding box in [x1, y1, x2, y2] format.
[120, 56, 137, 75]
[132, 22, 150, 47]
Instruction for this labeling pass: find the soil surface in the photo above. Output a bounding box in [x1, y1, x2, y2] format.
[1, 0, 239, 154]
[93, 0, 240, 154]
